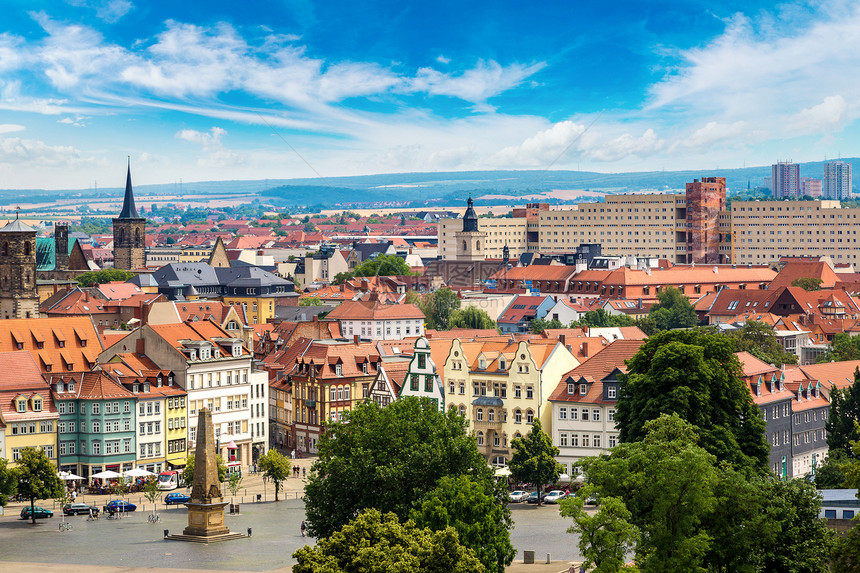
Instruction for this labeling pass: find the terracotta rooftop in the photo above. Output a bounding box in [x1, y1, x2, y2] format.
[0, 317, 102, 373]
[548, 339, 643, 403]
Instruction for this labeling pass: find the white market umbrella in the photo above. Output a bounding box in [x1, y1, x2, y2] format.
[59, 472, 84, 480]
[91, 470, 122, 479]
[123, 468, 155, 478]
[559, 473, 571, 482]
[494, 467, 512, 478]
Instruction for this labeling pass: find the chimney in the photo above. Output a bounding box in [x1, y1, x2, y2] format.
[559, 334, 566, 347]
[136, 338, 145, 355]
[312, 315, 319, 323]
[582, 342, 589, 357]
[638, 298, 643, 309]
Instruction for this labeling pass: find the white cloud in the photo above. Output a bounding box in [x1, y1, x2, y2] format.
[96, 0, 133, 23]
[489, 121, 592, 167]
[177, 126, 226, 147]
[0, 124, 25, 134]
[436, 55, 450, 65]
[408, 60, 545, 105]
[786, 95, 851, 136]
[590, 129, 663, 162]
[681, 121, 747, 149]
[0, 135, 90, 167]
[176, 126, 243, 167]
[57, 114, 88, 127]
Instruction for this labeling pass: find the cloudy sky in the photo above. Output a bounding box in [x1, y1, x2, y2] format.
[0, 0, 857, 189]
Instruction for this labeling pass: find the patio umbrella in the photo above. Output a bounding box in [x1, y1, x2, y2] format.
[225, 440, 238, 449]
[123, 468, 155, 478]
[91, 470, 122, 479]
[494, 467, 512, 478]
[59, 472, 84, 480]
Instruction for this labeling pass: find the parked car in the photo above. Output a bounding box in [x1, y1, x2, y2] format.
[103, 500, 136, 513]
[526, 491, 548, 504]
[63, 503, 99, 516]
[164, 492, 190, 505]
[509, 490, 529, 503]
[21, 506, 53, 519]
[544, 490, 567, 504]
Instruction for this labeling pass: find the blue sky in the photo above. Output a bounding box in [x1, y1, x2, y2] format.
[0, 0, 857, 189]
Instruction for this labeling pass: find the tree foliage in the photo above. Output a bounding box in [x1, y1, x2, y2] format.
[449, 306, 497, 330]
[331, 271, 353, 285]
[791, 277, 824, 291]
[616, 329, 769, 473]
[303, 397, 491, 538]
[353, 254, 413, 277]
[416, 288, 461, 330]
[292, 509, 486, 573]
[647, 286, 697, 331]
[299, 296, 323, 307]
[814, 448, 849, 489]
[258, 448, 291, 501]
[15, 447, 63, 524]
[819, 332, 860, 363]
[560, 485, 638, 573]
[570, 308, 634, 328]
[580, 415, 832, 573]
[181, 453, 227, 485]
[76, 269, 135, 287]
[0, 458, 16, 506]
[509, 419, 561, 505]
[529, 317, 563, 334]
[728, 320, 798, 367]
[827, 369, 860, 455]
[410, 475, 514, 573]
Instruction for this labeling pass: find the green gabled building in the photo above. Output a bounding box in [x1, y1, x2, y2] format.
[35, 224, 93, 297]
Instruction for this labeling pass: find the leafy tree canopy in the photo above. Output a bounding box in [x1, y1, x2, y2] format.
[15, 447, 64, 523]
[415, 288, 461, 330]
[303, 397, 491, 538]
[647, 286, 697, 331]
[292, 509, 486, 573]
[728, 320, 798, 367]
[791, 277, 824, 291]
[826, 369, 860, 455]
[0, 458, 16, 506]
[529, 317, 563, 334]
[818, 332, 860, 363]
[449, 306, 497, 330]
[571, 308, 634, 328]
[616, 329, 769, 473]
[509, 419, 561, 505]
[353, 254, 413, 277]
[299, 296, 323, 307]
[331, 271, 353, 286]
[76, 269, 135, 287]
[411, 475, 514, 573]
[181, 453, 227, 485]
[258, 449, 291, 501]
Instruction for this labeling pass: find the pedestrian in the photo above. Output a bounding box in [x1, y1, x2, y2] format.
[302, 467, 306, 478]
[71, 489, 77, 502]
[291, 449, 295, 460]
[300, 520, 306, 537]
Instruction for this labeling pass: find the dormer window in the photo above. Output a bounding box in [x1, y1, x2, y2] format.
[567, 383, 575, 395]
[189, 350, 197, 361]
[168, 375, 174, 386]
[68, 381, 74, 392]
[16, 398, 26, 413]
[499, 358, 506, 370]
[335, 364, 343, 376]
[32, 397, 42, 412]
[479, 358, 486, 369]
[756, 383, 761, 397]
[133, 383, 140, 393]
[579, 383, 587, 396]
[233, 344, 242, 357]
[57, 382, 65, 393]
[362, 362, 368, 374]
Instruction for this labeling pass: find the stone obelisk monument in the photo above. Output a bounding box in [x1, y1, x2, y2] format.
[171, 408, 235, 541]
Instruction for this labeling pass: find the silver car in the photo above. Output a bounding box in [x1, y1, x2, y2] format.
[509, 490, 529, 503]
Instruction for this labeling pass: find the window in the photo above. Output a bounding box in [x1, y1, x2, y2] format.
[581, 409, 589, 421]
[488, 409, 495, 422]
[92, 441, 101, 455]
[459, 382, 465, 395]
[608, 435, 617, 448]
[526, 386, 534, 399]
[571, 434, 579, 447]
[92, 403, 100, 415]
[526, 410, 534, 424]
[579, 383, 587, 396]
[477, 408, 484, 421]
[477, 431, 484, 446]
[582, 435, 590, 448]
[514, 409, 522, 423]
[608, 409, 615, 422]
[593, 409, 601, 421]
[16, 399, 25, 413]
[559, 432, 569, 447]
[845, 510, 856, 520]
[607, 386, 617, 399]
[32, 397, 42, 412]
[514, 385, 521, 399]
[559, 407, 567, 420]
[93, 421, 100, 433]
[593, 435, 601, 448]
[567, 383, 575, 395]
[58, 402, 66, 414]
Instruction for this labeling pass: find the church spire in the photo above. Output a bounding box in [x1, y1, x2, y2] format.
[118, 157, 140, 219]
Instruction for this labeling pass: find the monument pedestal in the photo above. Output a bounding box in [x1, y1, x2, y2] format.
[182, 501, 231, 537]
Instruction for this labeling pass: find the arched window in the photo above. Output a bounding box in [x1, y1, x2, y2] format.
[459, 404, 466, 417]
[476, 241, 480, 250]
[514, 409, 522, 423]
[526, 409, 534, 424]
[462, 240, 467, 251]
[514, 432, 522, 440]
[477, 431, 485, 446]
[503, 433, 508, 447]
[476, 408, 483, 421]
[448, 404, 457, 412]
[488, 409, 495, 422]
[135, 228, 141, 244]
[24, 241, 30, 256]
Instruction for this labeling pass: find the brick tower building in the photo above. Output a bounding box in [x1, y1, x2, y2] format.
[112, 162, 146, 270]
[0, 215, 39, 319]
[685, 177, 726, 264]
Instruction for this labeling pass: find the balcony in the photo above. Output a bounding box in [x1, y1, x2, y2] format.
[473, 419, 503, 430]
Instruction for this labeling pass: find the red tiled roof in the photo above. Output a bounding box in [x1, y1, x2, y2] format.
[0, 317, 102, 373]
[770, 261, 839, 290]
[326, 299, 424, 321]
[549, 339, 643, 403]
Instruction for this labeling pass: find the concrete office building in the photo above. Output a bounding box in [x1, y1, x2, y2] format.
[823, 161, 852, 200]
[772, 162, 800, 199]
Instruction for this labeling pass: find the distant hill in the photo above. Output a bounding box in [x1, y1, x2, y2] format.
[3, 159, 858, 208]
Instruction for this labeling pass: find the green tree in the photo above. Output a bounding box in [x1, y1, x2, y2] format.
[303, 397, 490, 538]
[827, 370, 860, 455]
[508, 419, 561, 506]
[570, 308, 634, 328]
[299, 296, 323, 307]
[560, 485, 638, 573]
[181, 453, 227, 485]
[142, 476, 160, 519]
[411, 475, 515, 573]
[353, 254, 413, 277]
[833, 522, 860, 573]
[647, 286, 697, 331]
[417, 287, 461, 330]
[616, 329, 769, 473]
[449, 306, 497, 330]
[820, 332, 860, 363]
[0, 458, 16, 506]
[15, 447, 64, 524]
[292, 509, 486, 573]
[791, 277, 824, 291]
[76, 269, 135, 287]
[814, 449, 849, 488]
[584, 415, 720, 572]
[258, 449, 291, 501]
[728, 320, 798, 367]
[331, 271, 353, 285]
[227, 472, 244, 501]
[529, 317, 563, 334]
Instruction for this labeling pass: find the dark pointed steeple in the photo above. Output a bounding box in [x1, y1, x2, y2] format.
[462, 195, 478, 232]
[118, 157, 140, 219]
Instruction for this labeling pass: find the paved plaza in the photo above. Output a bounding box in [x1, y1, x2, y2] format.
[0, 463, 583, 573]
